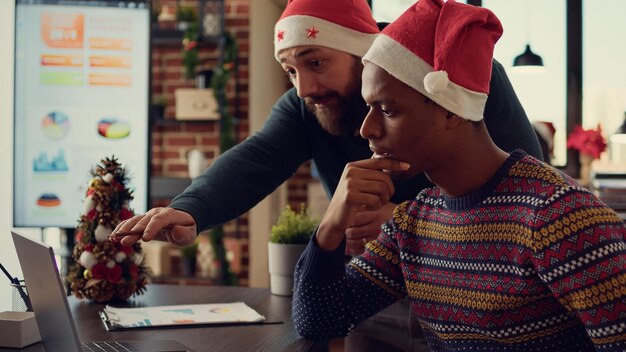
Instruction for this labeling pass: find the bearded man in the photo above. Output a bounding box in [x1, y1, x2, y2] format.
[113, 0, 542, 350]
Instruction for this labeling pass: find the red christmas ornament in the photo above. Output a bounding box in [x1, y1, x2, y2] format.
[91, 263, 107, 279]
[106, 265, 123, 284]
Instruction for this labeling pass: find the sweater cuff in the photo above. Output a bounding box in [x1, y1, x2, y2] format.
[297, 234, 347, 285]
[169, 201, 205, 232]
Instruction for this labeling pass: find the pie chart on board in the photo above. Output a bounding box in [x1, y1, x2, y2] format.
[36, 193, 61, 207]
[41, 111, 70, 140]
[97, 118, 130, 139]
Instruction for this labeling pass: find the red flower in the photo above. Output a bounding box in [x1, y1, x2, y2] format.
[91, 263, 107, 279]
[87, 209, 97, 220]
[75, 231, 84, 242]
[120, 208, 134, 220]
[107, 264, 123, 283]
[84, 244, 94, 252]
[566, 124, 607, 159]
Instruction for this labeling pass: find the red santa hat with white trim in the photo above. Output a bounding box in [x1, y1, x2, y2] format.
[274, 0, 380, 61]
[363, 0, 503, 121]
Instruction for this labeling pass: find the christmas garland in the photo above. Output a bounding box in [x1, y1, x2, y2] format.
[209, 32, 238, 285]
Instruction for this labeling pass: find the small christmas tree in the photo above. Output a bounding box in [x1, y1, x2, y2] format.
[67, 156, 149, 302]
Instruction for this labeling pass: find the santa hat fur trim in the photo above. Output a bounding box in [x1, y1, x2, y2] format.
[363, 35, 488, 121]
[275, 15, 378, 61]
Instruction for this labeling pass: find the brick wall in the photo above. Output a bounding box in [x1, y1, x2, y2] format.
[151, 0, 313, 285]
[151, 0, 250, 176]
[151, 0, 252, 285]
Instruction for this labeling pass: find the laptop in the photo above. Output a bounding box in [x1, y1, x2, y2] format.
[11, 231, 192, 352]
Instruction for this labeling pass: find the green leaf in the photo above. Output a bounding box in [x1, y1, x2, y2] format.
[269, 204, 320, 244]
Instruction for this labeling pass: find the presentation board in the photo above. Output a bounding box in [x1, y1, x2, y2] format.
[13, 0, 150, 228]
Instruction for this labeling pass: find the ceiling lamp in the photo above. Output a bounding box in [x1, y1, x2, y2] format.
[513, 0, 544, 71]
[513, 44, 543, 67]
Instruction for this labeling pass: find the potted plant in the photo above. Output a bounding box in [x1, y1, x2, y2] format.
[268, 204, 319, 296]
[176, 6, 196, 32]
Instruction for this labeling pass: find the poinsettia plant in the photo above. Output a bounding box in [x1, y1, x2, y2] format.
[566, 124, 607, 159]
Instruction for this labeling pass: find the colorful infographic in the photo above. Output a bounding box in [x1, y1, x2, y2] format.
[33, 150, 69, 172]
[36, 193, 62, 207]
[41, 111, 71, 140]
[13, 1, 150, 228]
[97, 118, 131, 139]
[40, 13, 84, 49]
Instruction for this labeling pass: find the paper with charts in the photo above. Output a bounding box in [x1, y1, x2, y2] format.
[102, 302, 265, 329]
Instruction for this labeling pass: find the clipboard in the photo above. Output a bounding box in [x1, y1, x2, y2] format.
[99, 302, 279, 331]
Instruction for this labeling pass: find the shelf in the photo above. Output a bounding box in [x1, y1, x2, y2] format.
[151, 0, 224, 46]
[151, 115, 219, 126]
[151, 29, 221, 46]
[150, 176, 192, 200]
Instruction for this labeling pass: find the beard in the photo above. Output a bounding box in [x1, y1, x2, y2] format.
[304, 59, 368, 136]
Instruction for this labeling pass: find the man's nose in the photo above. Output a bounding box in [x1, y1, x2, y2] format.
[360, 109, 381, 139]
[294, 72, 319, 99]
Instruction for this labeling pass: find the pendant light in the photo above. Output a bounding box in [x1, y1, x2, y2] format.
[513, 0, 544, 69]
[513, 44, 543, 66]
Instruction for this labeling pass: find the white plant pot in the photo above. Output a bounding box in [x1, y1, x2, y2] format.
[267, 242, 307, 296]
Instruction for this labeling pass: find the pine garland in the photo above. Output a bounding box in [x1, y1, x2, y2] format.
[209, 32, 239, 285]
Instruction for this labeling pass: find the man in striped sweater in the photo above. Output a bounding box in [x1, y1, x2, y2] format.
[293, 0, 626, 351]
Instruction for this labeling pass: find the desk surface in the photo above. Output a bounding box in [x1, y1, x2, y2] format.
[1, 284, 327, 352]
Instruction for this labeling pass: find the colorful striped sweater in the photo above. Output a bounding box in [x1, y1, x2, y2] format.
[293, 151, 626, 351]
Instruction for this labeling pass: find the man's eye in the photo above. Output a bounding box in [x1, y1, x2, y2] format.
[381, 108, 393, 117]
[310, 60, 323, 68]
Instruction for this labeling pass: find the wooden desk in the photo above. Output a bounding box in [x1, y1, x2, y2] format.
[1, 285, 328, 352]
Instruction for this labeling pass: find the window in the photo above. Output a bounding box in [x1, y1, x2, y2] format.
[370, 0, 413, 22]
[371, 0, 468, 22]
[372, 0, 568, 165]
[583, 0, 626, 162]
[483, 0, 567, 166]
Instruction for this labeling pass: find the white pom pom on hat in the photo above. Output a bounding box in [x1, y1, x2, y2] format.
[424, 71, 449, 95]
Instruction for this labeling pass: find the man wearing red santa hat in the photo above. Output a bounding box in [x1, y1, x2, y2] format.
[293, 0, 626, 351]
[113, 0, 543, 350]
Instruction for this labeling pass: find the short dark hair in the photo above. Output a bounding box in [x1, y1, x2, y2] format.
[424, 97, 482, 127]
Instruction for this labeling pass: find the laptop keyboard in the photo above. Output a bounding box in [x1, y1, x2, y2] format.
[81, 341, 139, 352]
